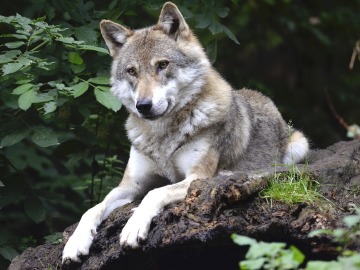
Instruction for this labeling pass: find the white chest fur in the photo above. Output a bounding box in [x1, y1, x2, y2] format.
[127, 118, 210, 183]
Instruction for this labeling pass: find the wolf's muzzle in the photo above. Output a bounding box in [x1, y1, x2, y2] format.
[136, 99, 152, 115]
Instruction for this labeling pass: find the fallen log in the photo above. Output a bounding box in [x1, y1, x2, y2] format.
[9, 140, 360, 270]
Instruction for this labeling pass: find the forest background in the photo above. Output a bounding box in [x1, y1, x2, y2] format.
[0, 0, 359, 268]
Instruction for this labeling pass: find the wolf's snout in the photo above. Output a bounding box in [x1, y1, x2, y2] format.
[136, 99, 152, 115]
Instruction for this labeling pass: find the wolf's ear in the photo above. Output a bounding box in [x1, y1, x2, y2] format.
[100, 20, 133, 57]
[156, 2, 190, 40]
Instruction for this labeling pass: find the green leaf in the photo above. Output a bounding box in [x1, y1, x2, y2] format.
[0, 246, 18, 261]
[56, 37, 76, 44]
[1, 128, 30, 147]
[0, 181, 4, 187]
[332, 228, 346, 239]
[17, 56, 33, 67]
[14, 13, 32, 27]
[232, 234, 257, 246]
[24, 195, 46, 224]
[196, 13, 212, 29]
[72, 82, 89, 97]
[15, 79, 33, 84]
[18, 89, 36, 110]
[240, 258, 266, 270]
[305, 260, 341, 270]
[70, 62, 86, 74]
[88, 76, 110, 85]
[0, 15, 15, 24]
[78, 44, 109, 54]
[68, 52, 83, 65]
[278, 251, 298, 269]
[4, 41, 25, 48]
[0, 50, 21, 64]
[43, 101, 57, 114]
[94, 87, 121, 112]
[0, 55, 13, 64]
[1, 33, 28, 40]
[223, 25, 240, 45]
[31, 125, 59, 147]
[98, 86, 110, 91]
[209, 21, 224, 35]
[290, 245, 305, 264]
[12, 83, 34, 95]
[34, 92, 56, 103]
[247, 241, 285, 259]
[308, 229, 332, 237]
[74, 26, 98, 45]
[55, 83, 65, 90]
[217, 7, 229, 18]
[344, 214, 360, 228]
[37, 61, 54, 70]
[206, 39, 218, 64]
[338, 254, 360, 267]
[2, 62, 24, 75]
[44, 232, 63, 244]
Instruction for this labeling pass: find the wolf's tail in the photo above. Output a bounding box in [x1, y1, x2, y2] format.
[282, 130, 309, 165]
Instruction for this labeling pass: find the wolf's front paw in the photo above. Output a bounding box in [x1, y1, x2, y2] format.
[62, 227, 96, 264]
[119, 207, 154, 248]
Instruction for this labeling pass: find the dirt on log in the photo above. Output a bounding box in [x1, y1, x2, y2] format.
[9, 140, 360, 270]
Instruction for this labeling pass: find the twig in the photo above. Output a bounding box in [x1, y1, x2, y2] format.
[349, 40, 360, 70]
[90, 109, 102, 207]
[325, 91, 348, 130]
[325, 91, 360, 140]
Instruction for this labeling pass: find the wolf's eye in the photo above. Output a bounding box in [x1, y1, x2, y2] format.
[127, 67, 136, 76]
[158, 60, 169, 70]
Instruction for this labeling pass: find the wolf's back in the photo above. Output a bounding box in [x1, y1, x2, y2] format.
[216, 88, 297, 171]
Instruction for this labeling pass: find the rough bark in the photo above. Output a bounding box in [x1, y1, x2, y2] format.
[9, 140, 360, 270]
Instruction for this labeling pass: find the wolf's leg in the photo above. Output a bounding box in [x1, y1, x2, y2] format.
[283, 130, 309, 164]
[119, 175, 194, 248]
[120, 145, 219, 248]
[62, 147, 162, 263]
[62, 188, 131, 263]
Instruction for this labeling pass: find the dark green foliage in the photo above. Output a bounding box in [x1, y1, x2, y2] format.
[233, 209, 360, 269]
[216, 0, 360, 146]
[0, 1, 241, 268]
[232, 234, 305, 269]
[0, 0, 359, 269]
[309, 208, 360, 254]
[0, 6, 126, 268]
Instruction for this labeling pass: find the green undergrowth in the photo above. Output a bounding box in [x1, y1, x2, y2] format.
[232, 208, 360, 270]
[260, 165, 329, 207]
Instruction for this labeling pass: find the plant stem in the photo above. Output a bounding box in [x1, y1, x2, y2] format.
[30, 40, 50, 52]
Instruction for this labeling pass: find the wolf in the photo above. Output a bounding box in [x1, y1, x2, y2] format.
[62, 2, 309, 263]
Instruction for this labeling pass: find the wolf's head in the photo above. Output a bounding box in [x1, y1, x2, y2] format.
[100, 2, 210, 120]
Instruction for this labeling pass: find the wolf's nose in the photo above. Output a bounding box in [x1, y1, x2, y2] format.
[136, 99, 152, 114]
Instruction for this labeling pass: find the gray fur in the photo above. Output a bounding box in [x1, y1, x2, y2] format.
[62, 2, 308, 263]
[102, 11, 299, 179]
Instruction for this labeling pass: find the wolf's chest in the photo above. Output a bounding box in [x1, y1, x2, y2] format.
[128, 123, 210, 182]
[128, 127, 185, 180]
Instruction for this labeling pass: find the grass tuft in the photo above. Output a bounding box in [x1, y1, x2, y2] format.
[260, 165, 328, 207]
